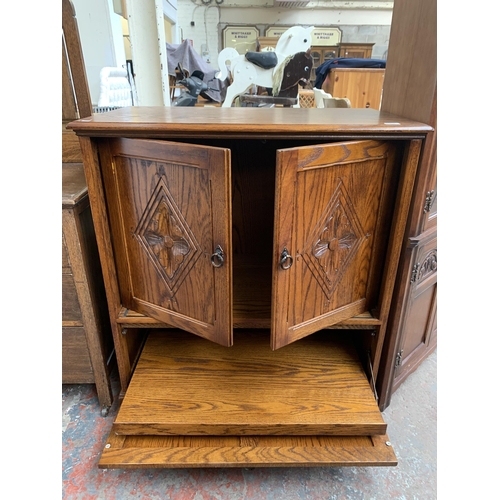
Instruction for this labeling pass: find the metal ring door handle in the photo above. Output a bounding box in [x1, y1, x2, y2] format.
[279, 248, 293, 270]
[211, 245, 224, 268]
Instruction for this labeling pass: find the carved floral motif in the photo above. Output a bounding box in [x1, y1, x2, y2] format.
[144, 201, 191, 279]
[313, 203, 358, 284]
[135, 176, 202, 294]
[417, 250, 437, 283]
[302, 181, 364, 297]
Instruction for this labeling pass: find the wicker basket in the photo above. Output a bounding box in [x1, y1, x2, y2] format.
[299, 90, 315, 108]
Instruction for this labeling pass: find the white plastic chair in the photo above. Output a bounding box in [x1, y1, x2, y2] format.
[313, 88, 332, 108]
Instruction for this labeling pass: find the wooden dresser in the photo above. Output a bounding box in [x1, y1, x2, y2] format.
[68, 107, 431, 468]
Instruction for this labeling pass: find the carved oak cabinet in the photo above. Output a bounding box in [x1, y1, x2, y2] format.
[376, 0, 437, 409]
[69, 107, 430, 468]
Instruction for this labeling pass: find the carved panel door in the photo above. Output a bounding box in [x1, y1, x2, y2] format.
[100, 138, 233, 347]
[272, 140, 399, 349]
[393, 231, 437, 386]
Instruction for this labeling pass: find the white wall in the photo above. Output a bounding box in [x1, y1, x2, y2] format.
[176, 4, 221, 64]
[72, 0, 127, 104]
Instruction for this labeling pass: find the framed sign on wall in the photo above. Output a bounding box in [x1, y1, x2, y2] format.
[223, 26, 259, 54]
[266, 26, 342, 47]
[265, 26, 290, 38]
[311, 27, 342, 46]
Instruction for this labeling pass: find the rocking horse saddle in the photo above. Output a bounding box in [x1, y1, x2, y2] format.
[244, 51, 278, 70]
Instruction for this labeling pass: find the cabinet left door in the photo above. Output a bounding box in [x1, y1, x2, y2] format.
[99, 138, 233, 347]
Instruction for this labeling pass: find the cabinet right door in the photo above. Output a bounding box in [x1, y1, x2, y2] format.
[271, 140, 399, 349]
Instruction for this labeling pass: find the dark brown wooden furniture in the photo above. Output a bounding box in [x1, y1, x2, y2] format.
[62, 0, 115, 415]
[377, 0, 437, 410]
[68, 106, 431, 468]
[338, 43, 375, 59]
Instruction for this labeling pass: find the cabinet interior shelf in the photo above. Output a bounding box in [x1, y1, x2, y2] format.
[117, 308, 381, 329]
[117, 255, 381, 330]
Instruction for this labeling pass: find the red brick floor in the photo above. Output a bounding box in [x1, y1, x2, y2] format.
[62, 352, 436, 499]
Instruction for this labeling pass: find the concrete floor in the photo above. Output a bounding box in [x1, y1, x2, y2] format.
[62, 350, 437, 499]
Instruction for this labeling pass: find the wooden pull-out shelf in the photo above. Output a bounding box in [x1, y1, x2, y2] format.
[99, 329, 396, 468]
[99, 433, 396, 468]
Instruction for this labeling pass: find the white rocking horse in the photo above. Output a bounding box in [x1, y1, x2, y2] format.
[217, 26, 314, 107]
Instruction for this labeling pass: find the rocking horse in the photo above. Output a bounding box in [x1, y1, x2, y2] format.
[239, 51, 313, 107]
[217, 26, 314, 107]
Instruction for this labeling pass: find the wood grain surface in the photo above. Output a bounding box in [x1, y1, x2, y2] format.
[99, 138, 233, 347]
[272, 140, 398, 349]
[67, 107, 431, 139]
[99, 430, 396, 468]
[114, 329, 386, 436]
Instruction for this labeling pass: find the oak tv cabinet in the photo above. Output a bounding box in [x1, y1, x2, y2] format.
[69, 107, 430, 468]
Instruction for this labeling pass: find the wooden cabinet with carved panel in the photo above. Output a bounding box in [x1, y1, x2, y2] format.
[68, 107, 431, 469]
[391, 230, 436, 390]
[377, 0, 437, 410]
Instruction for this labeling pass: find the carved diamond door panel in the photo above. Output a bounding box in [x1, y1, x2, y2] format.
[100, 138, 233, 347]
[272, 140, 399, 349]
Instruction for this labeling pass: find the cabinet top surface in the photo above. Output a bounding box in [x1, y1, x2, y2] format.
[68, 107, 432, 138]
